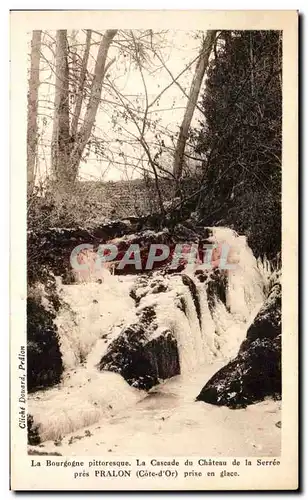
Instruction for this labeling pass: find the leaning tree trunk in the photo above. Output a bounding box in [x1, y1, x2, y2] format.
[70, 29, 92, 139]
[51, 30, 71, 190]
[70, 29, 117, 174]
[173, 30, 216, 183]
[27, 30, 42, 196]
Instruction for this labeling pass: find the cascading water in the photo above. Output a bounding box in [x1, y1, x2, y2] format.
[28, 227, 270, 447]
[144, 227, 267, 371]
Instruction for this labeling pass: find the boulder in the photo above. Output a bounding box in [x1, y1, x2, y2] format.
[196, 282, 281, 408]
[194, 267, 228, 313]
[181, 274, 202, 327]
[99, 273, 181, 390]
[27, 414, 41, 445]
[196, 335, 281, 408]
[27, 297, 63, 392]
[244, 283, 281, 344]
[98, 322, 180, 391]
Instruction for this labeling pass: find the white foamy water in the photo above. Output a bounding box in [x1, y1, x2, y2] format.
[209, 227, 265, 319]
[31, 367, 281, 457]
[29, 227, 278, 451]
[54, 274, 136, 370]
[147, 227, 267, 369]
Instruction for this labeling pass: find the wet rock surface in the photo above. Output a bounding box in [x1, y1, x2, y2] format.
[244, 283, 281, 343]
[28, 220, 214, 282]
[99, 324, 180, 391]
[204, 268, 228, 313]
[27, 414, 41, 445]
[196, 282, 281, 408]
[99, 275, 180, 390]
[181, 274, 202, 328]
[27, 297, 63, 393]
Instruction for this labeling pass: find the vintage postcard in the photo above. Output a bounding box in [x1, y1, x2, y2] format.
[10, 10, 298, 491]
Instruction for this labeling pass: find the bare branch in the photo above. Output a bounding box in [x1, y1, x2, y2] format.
[71, 29, 92, 138]
[27, 30, 42, 195]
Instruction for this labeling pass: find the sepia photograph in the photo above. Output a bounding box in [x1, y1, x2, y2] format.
[10, 10, 298, 491]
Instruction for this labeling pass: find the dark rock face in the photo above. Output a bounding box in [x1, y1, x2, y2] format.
[27, 297, 63, 392]
[27, 219, 216, 283]
[193, 266, 228, 315]
[244, 283, 281, 343]
[27, 414, 41, 445]
[181, 274, 202, 328]
[99, 274, 180, 390]
[205, 269, 228, 313]
[196, 282, 281, 408]
[99, 324, 180, 391]
[196, 336, 281, 408]
[28, 220, 137, 284]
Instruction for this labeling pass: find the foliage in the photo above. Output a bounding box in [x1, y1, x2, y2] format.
[194, 31, 282, 258]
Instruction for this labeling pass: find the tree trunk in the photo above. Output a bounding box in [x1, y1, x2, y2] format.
[27, 30, 42, 196]
[51, 30, 71, 189]
[71, 29, 92, 138]
[173, 30, 216, 182]
[70, 29, 117, 173]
